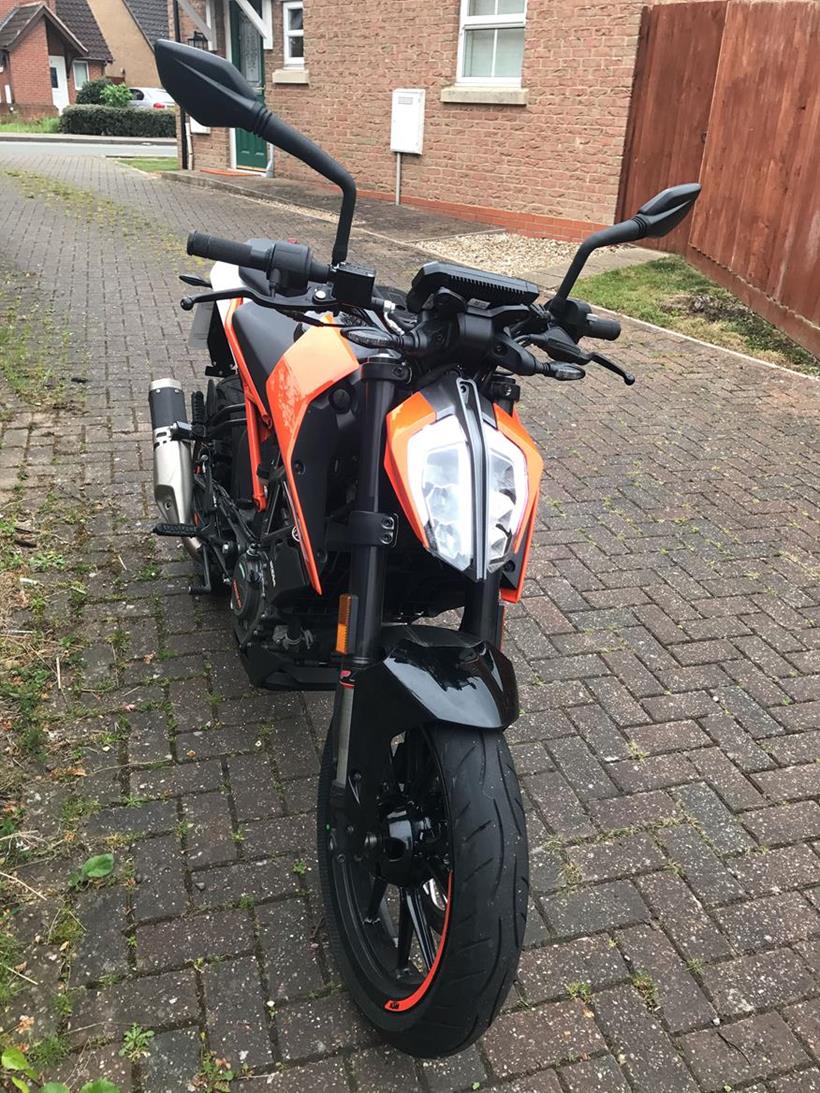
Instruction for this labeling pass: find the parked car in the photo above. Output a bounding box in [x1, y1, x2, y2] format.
[129, 87, 175, 110]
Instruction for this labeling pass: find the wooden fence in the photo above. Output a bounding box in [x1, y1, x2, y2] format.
[617, 0, 820, 355]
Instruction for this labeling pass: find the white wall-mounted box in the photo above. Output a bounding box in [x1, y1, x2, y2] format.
[390, 88, 425, 155]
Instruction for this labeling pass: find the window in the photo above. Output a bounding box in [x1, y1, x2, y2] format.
[72, 60, 89, 88]
[50, 65, 59, 89]
[282, 1, 304, 66]
[457, 0, 526, 85]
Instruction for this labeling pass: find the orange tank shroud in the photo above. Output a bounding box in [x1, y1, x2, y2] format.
[384, 394, 543, 601]
[223, 299, 270, 511]
[265, 325, 359, 594]
[224, 300, 359, 595]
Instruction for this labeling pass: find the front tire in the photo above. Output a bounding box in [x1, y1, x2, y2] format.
[317, 723, 528, 1057]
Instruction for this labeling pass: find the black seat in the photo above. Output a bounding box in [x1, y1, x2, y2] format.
[232, 301, 300, 410]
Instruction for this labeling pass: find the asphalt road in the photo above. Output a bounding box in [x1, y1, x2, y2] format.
[0, 139, 176, 158]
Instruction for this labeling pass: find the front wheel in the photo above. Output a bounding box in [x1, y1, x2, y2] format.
[317, 722, 528, 1057]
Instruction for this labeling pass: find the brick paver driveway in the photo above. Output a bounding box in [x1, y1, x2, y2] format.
[1, 151, 818, 1093]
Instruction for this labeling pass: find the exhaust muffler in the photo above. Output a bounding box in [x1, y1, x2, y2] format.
[148, 378, 200, 559]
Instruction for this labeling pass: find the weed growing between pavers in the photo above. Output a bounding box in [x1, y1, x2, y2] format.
[0, 306, 127, 1089]
[1, 167, 208, 270]
[0, 276, 83, 412]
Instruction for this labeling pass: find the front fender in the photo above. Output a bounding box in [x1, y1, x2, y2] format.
[351, 625, 518, 737]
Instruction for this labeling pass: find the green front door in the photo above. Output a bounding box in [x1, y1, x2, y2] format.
[229, 0, 268, 169]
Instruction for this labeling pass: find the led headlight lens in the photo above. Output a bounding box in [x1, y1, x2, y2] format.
[406, 415, 473, 571]
[485, 425, 529, 570]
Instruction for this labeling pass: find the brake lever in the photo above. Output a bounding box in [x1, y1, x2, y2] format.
[527, 330, 590, 365]
[589, 351, 635, 386]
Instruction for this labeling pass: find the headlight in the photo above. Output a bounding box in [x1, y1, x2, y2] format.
[385, 383, 541, 582]
[485, 426, 529, 571]
[406, 415, 473, 571]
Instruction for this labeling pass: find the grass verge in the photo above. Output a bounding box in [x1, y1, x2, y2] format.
[578, 255, 818, 376]
[116, 157, 179, 172]
[0, 116, 60, 135]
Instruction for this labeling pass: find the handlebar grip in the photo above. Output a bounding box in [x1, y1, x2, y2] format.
[308, 258, 332, 283]
[584, 315, 621, 340]
[187, 232, 270, 271]
[187, 232, 332, 286]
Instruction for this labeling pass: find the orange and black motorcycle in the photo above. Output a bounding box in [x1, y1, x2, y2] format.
[150, 40, 699, 1057]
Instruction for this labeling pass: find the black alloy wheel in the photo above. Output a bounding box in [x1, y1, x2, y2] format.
[318, 722, 528, 1057]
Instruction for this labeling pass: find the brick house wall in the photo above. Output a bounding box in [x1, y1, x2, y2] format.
[173, 0, 716, 239]
[1, 18, 53, 115]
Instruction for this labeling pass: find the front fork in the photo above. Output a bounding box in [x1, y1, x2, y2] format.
[331, 355, 508, 791]
[333, 352, 406, 790]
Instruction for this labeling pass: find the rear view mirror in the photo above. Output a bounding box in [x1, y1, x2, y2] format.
[551, 181, 701, 306]
[155, 40, 356, 265]
[156, 38, 259, 130]
[636, 183, 702, 239]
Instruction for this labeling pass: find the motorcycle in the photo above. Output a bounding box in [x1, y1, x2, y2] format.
[149, 39, 700, 1057]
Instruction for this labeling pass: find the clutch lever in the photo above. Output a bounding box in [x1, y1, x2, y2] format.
[180, 273, 211, 288]
[589, 351, 635, 386]
[179, 287, 343, 327]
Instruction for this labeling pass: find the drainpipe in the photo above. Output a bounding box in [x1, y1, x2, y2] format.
[171, 0, 189, 170]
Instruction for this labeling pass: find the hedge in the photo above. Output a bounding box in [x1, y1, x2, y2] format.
[75, 78, 111, 105]
[59, 105, 175, 138]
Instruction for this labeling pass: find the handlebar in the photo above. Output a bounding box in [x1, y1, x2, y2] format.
[186, 231, 331, 285]
[184, 230, 632, 385]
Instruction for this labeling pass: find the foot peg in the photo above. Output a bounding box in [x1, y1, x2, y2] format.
[154, 522, 199, 537]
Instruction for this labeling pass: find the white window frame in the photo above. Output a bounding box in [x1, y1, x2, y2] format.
[282, 0, 304, 67]
[456, 0, 527, 87]
[72, 60, 90, 89]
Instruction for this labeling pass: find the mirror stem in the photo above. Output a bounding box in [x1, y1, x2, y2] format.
[551, 217, 644, 307]
[333, 177, 356, 266]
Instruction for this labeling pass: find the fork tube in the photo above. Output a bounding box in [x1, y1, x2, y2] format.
[348, 354, 402, 666]
[461, 572, 503, 644]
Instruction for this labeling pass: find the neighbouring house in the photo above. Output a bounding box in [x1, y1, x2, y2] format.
[164, 0, 817, 354]
[168, 0, 728, 241]
[86, 0, 167, 87]
[0, 0, 110, 115]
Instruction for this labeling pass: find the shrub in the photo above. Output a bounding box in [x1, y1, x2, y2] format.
[101, 82, 134, 108]
[58, 105, 175, 138]
[76, 77, 111, 105]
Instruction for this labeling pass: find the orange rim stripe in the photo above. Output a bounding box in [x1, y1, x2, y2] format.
[384, 873, 453, 1012]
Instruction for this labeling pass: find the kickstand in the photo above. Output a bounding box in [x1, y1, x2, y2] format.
[188, 543, 213, 595]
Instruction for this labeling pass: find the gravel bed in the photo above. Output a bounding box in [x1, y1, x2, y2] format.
[415, 231, 578, 277]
